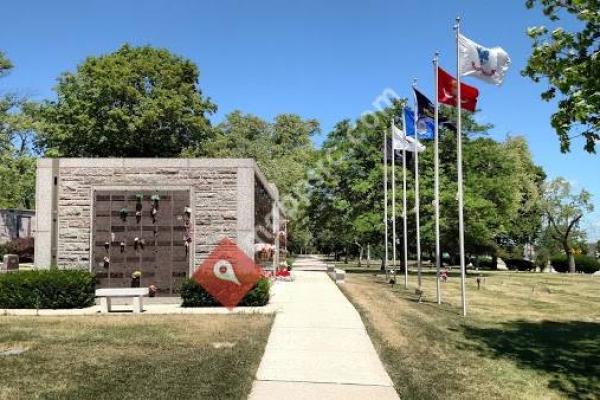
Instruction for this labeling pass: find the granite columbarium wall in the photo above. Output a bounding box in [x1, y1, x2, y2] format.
[34, 159, 283, 284]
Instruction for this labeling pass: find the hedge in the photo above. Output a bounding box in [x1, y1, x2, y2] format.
[477, 258, 496, 270]
[505, 258, 536, 271]
[550, 255, 600, 274]
[0, 238, 34, 262]
[476, 258, 536, 271]
[181, 277, 271, 307]
[0, 269, 96, 309]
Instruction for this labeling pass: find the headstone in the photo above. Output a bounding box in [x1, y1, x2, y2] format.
[496, 258, 508, 271]
[1, 254, 19, 272]
[542, 260, 555, 273]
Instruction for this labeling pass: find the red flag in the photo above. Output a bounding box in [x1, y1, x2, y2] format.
[437, 67, 479, 112]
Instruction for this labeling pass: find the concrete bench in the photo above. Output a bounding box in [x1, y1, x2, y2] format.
[95, 288, 149, 314]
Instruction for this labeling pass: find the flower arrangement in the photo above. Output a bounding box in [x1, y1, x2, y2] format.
[131, 270, 142, 288]
[279, 260, 291, 271]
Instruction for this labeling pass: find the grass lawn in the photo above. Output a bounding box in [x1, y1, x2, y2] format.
[340, 271, 600, 400]
[0, 314, 273, 400]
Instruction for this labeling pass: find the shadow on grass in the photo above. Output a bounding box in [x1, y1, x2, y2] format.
[463, 320, 600, 399]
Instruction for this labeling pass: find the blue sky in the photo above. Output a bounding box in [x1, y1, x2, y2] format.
[1, 0, 598, 240]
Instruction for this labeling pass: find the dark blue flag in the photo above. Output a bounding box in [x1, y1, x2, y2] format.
[404, 106, 434, 140]
[414, 88, 458, 133]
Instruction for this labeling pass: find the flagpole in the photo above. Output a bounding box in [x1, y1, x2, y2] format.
[401, 108, 409, 289]
[412, 79, 422, 289]
[391, 120, 397, 274]
[434, 51, 442, 305]
[383, 121, 389, 274]
[455, 17, 467, 317]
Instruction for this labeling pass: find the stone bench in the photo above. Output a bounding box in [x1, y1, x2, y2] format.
[95, 288, 149, 314]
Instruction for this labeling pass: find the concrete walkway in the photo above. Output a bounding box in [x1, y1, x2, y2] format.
[248, 259, 399, 399]
[290, 254, 329, 271]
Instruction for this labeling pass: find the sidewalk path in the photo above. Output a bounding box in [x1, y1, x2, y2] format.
[248, 258, 399, 399]
[290, 254, 329, 271]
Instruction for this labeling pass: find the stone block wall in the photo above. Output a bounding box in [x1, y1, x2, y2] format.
[35, 159, 281, 273]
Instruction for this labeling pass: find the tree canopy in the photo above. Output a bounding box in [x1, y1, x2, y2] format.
[307, 102, 546, 262]
[31, 44, 216, 157]
[524, 0, 600, 152]
[188, 110, 319, 252]
[540, 177, 594, 272]
[0, 51, 36, 209]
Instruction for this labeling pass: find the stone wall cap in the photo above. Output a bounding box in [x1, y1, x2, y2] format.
[37, 158, 258, 169]
[37, 158, 54, 168]
[0, 208, 35, 214]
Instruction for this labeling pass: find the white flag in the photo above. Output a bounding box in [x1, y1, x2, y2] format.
[392, 124, 425, 153]
[458, 33, 510, 85]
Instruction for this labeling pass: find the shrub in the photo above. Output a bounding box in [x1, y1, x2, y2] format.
[550, 255, 600, 274]
[505, 258, 536, 271]
[0, 242, 8, 260]
[477, 258, 496, 270]
[2, 237, 35, 262]
[181, 277, 271, 307]
[0, 269, 96, 309]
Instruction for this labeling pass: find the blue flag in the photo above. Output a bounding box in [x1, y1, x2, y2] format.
[404, 107, 434, 140]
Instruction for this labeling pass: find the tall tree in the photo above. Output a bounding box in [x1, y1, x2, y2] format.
[523, 0, 600, 152]
[541, 177, 594, 272]
[192, 111, 319, 252]
[196, 111, 318, 197]
[0, 51, 36, 209]
[308, 102, 545, 264]
[502, 137, 546, 248]
[31, 44, 216, 157]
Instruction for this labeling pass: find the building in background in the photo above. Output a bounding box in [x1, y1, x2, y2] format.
[0, 209, 34, 244]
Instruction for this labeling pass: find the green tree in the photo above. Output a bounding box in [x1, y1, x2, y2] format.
[541, 177, 594, 272]
[0, 51, 15, 153]
[523, 0, 600, 152]
[497, 137, 546, 254]
[190, 111, 319, 253]
[0, 51, 36, 209]
[198, 111, 318, 197]
[31, 44, 216, 157]
[308, 101, 545, 265]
